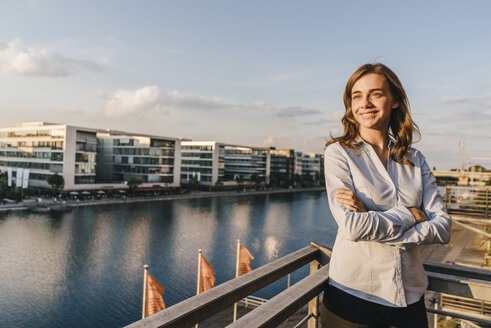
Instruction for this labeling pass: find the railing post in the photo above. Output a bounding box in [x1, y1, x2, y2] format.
[307, 259, 320, 328]
[486, 187, 489, 219]
[445, 186, 450, 210]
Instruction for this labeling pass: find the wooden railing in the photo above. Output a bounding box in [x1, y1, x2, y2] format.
[125, 243, 491, 328]
[445, 186, 491, 219]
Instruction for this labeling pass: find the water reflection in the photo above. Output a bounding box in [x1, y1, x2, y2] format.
[0, 191, 336, 328]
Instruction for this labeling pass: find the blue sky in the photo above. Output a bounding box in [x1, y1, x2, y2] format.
[1, 0, 490, 169]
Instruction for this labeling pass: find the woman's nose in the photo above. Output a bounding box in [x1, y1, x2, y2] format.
[360, 95, 372, 107]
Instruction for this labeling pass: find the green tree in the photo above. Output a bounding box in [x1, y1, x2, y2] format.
[235, 175, 244, 191]
[0, 172, 8, 198]
[251, 173, 262, 189]
[48, 173, 65, 191]
[294, 174, 302, 188]
[189, 176, 200, 191]
[127, 177, 143, 195]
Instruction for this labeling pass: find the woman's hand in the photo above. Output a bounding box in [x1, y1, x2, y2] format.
[407, 207, 428, 223]
[335, 188, 367, 212]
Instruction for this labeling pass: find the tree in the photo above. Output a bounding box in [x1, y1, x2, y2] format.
[48, 173, 65, 191]
[235, 175, 244, 191]
[294, 174, 302, 188]
[251, 173, 262, 189]
[189, 176, 200, 191]
[127, 177, 143, 195]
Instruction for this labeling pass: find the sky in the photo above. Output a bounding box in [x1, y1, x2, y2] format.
[0, 0, 490, 170]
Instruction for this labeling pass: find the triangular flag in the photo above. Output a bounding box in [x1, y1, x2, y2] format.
[199, 255, 216, 293]
[145, 272, 166, 317]
[238, 245, 254, 276]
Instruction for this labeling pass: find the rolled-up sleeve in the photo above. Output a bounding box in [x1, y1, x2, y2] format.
[325, 144, 415, 242]
[384, 155, 452, 249]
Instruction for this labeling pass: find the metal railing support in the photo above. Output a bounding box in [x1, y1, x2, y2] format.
[307, 259, 320, 328]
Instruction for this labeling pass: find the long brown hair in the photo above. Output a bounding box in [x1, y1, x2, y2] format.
[326, 63, 420, 166]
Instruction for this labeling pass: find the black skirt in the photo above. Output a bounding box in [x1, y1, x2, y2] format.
[321, 284, 428, 328]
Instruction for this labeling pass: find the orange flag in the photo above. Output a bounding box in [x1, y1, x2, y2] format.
[145, 272, 166, 317]
[199, 255, 216, 293]
[238, 245, 254, 276]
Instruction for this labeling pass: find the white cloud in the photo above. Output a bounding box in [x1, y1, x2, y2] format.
[100, 86, 328, 122]
[263, 134, 287, 146]
[102, 87, 234, 117]
[275, 106, 323, 118]
[161, 90, 228, 111]
[104, 86, 165, 118]
[0, 38, 102, 77]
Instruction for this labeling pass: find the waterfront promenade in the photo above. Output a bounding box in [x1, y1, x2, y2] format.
[0, 186, 325, 212]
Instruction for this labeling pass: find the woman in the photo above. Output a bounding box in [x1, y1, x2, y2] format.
[321, 63, 451, 327]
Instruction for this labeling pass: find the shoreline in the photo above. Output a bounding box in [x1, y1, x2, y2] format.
[0, 187, 326, 212]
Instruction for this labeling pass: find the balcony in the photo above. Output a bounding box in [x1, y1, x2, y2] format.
[125, 242, 491, 328]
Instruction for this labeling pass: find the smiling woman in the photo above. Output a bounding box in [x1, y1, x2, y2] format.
[321, 63, 452, 327]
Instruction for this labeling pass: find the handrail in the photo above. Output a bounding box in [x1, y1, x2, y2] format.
[423, 261, 491, 281]
[125, 245, 320, 328]
[445, 185, 490, 219]
[226, 265, 330, 328]
[125, 245, 491, 328]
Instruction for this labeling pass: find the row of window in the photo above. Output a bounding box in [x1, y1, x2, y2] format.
[112, 165, 174, 174]
[75, 163, 96, 174]
[115, 156, 174, 165]
[181, 152, 213, 159]
[182, 145, 213, 151]
[112, 148, 174, 157]
[75, 176, 96, 184]
[76, 152, 96, 163]
[0, 161, 63, 173]
[180, 167, 212, 174]
[224, 149, 267, 156]
[0, 130, 63, 138]
[3, 141, 64, 150]
[0, 151, 63, 161]
[181, 159, 213, 167]
[112, 139, 175, 148]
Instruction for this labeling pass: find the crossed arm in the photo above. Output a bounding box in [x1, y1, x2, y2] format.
[325, 145, 451, 249]
[335, 188, 428, 224]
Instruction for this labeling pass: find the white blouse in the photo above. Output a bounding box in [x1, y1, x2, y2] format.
[324, 138, 451, 307]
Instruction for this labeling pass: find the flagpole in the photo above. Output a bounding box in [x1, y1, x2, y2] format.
[142, 264, 149, 319]
[233, 239, 241, 322]
[195, 250, 202, 328]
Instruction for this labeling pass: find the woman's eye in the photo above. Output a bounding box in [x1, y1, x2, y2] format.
[352, 95, 361, 100]
[371, 93, 382, 98]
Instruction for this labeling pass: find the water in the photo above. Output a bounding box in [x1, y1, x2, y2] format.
[0, 191, 337, 328]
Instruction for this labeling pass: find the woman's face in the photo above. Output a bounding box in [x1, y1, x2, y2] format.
[350, 73, 399, 134]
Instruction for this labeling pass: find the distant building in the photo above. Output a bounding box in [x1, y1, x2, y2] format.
[96, 132, 181, 188]
[0, 122, 181, 190]
[293, 151, 323, 186]
[0, 121, 98, 189]
[181, 141, 271, 186]
[1, 121, 322, 191]
[270, 148, 295, 187]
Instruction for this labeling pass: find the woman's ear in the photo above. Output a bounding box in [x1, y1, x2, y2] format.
[391, 102, 399, 109]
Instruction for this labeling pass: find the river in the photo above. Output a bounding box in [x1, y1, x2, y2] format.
[0, 191, 336, 328]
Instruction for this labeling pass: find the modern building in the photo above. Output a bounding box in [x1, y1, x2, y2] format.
[181, 141, 271, 186]
[270, 148, 295, 187]
[96, 132, 181, 188]
[0, 121, 98, 189]
[0, 122, 181, 190]
[300, 152, 322, 178]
